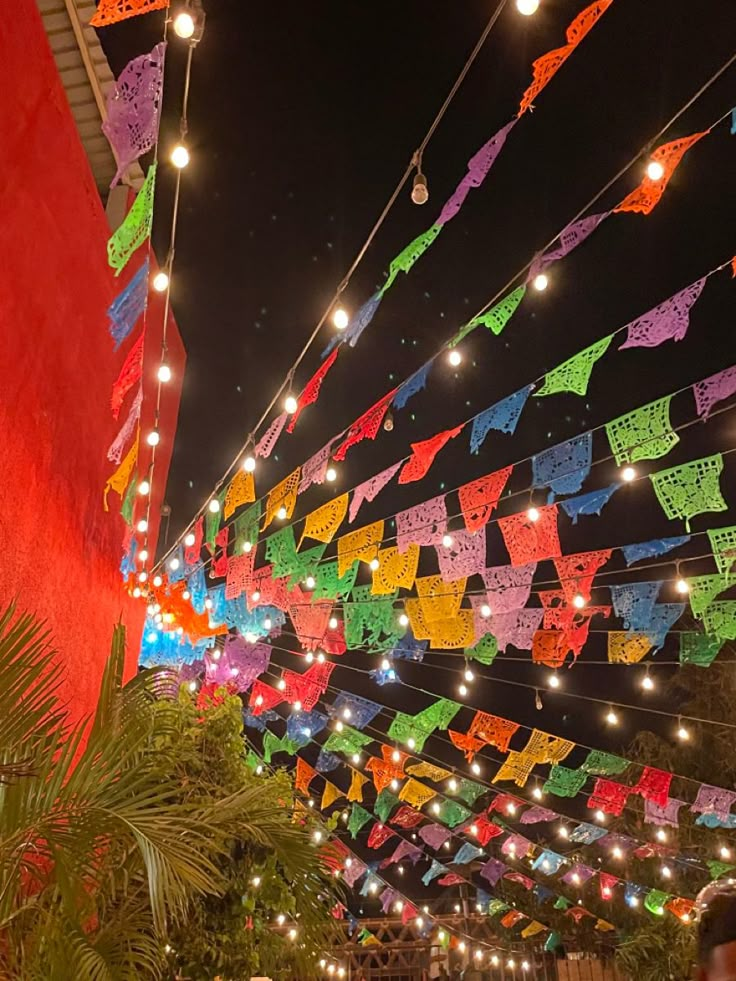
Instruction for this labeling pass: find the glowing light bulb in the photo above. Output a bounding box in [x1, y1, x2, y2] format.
[171, 143, 190, 169]
[532, 786, 543, 800]
[438, 930, 446, 942]
[317, 651, 325, 663]
[293, 700, 302, 711]
[264, 617, 272, 630]
[182, 589, 190, 600]
[573, 593, 586, 609]
[661, 865, 672, 879]
[606, 708, 619, 726]
[313, 830, 322, 843]
[132, 587, 141, 598]
[138, 571, 148, 583]
[399, 613, 409, 627]
[392, 749, 401, 763]
[204, 598, 213, 610]
[243, 454, 256, 474]
[147, 430, 160, 446]
[595, 809, 606, 823]
[138, 549, 149, 563]
[333, 307, 349, 330]
[522, 961, 530, 971]
[458, 683, 468, 697]
[629, 895, 640, 908]
[381, 658, 391, 671]
[288, 928, 297, 941]
[352, 753, 361, 764]
[184, 532, 196, 547]
[173, 9, 196, 38]
[508, 959, 516, 970]
[243, 540, 253, 553]
[442, 533, 454, 549]
[558, 825, 569, 839]
[411, 171, 428, 205]
[676, 577, 690, 595]
[305, 575, 316, 589]
[612, 846, 623, 859]
[527, 506, 540, 522]
[471, 762, 481, 775]
[208, 498, 220, 514]
[491, 956, 499, 967]
[621, 465, 637, 482]
[646, 159, 665, 181]
[277, 506, 287, 520]
[326, 466, 337, 482]
[461, 666, 476, 684]
[677, 722, 690, 741]
[480, 603, 491, 618]
[277, 679, 286, 691]
[458, 942, 466, 954]
[251, 590, 261, 602]
[157, 363, 172, 383]
[448, 349, 462, 367]
[448, 778, 458, 792]
[506, 802, 517, 815]
[152, 271, 168, 294]
[642, 673, 654, 691]
[390, 779, 399, 791]
[548, 672, 561, 689]
[252, 875, 261, 887]
[656, 829, 667, 843]
[153, 574, 163, 588]
[407, 737, 416, 750]
[284, 394, 298, 414]
[305, 652, 314, 664]
[432, 802, 441, 815]
[169, 556, 179, 571]
[369, 557, 380, 571]
[533, 273, 548, 291]
[137, 518, 148, 533]
[721, 847, 732, 860]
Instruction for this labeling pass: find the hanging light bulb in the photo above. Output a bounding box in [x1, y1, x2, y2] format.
[532, 273, 549, 291]
[594, 809, 606, 824]
[182, 589, 190, 600]
[471, 762, 481, 775]
[305, 652, 314, 664]
[721, 846, 732, 860]
[661, 865, 672, 880]
[242, 540, 253, 553]
[146, 430, 160, 446]
[464, 667, 474, 682]
[612, 846, 623, 859]
[277, 506, 288, 520]
[677, 718, 690, 741]
[317, 651, 326, 663]
[332, 307, 349, 330]
[138, 549, 149, 563]
[243, 454, 256, 473]
[448, 777, 458, 792]
[532, 786, 543, 800]
[305, 575, 316, 589]
[152, 574, 163, 588]
[138, 479, 150, 496]
[152, 270, 169, 293]
[369, 557, 380, 571]
[558, 825, 569, 838]
[442, 533, 454, 548]
[391, 749, 401, 763]
[382, 659, 391, 671]
[284, 393, 298, 414]
[675, 576, 690, 595]
[399, 612, 409, 627]
[527, 506, 540, 522]
[641, 671, 654, 691]
[606, 706, 619, 726]
[383, 410, 394, 432]
[572, 593, 586, 609]
[208, 498, 220, 514]
[480, 603, 491, 618]
[447, 349, 462, 368]
[264, 617, 273, 630]
[548, 672, 561, 689]
[646, 159, 665, 181]
[137, 518, 148, 533]
[173, 8, 196, 38]
[390, 779, 399, 791]
[411, 171, 429, 205]
[325, 466, 337, 482]
[171, 143, 190, 169]
[516, 0, 540, 11]
[352, 753, 361, 764]
[329, 617, 338, 630]
[132, 587, 141, 598]
[458, 683, 468, 697]
[157, 363, 172, 383]
[621, 465, 637, 482]
[535, 689, 543, 710]
[184, 532, 196, 547]
[656, 829, 667, 843]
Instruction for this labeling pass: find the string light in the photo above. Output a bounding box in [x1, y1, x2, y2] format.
[464, 666, 475, 682]
[369, 557, 380, 571]
[329, 617, 338, 630]
[399, 613, 409, 627]
[606, 706, 619, 726]
[594, 809, 606, 824]
[447, 349, 462, 368]
[139, 549, 149, 563]
[621, 465, 637, 482]
[352, 753, 361, 764]
[532, 786, 543, 800]
[171, 143, 190, 169]
[332, 307, 349, 330]
[572, 593, 586, 609]
[471, 762, 481, 775]
[656, 829, 667, 842]
[677, 717, 690, 741]
[411, 170, 429, 205]
[527, 506, 540, 522]
[208, 498, 220, 514]
[168, 556, 179, 571]
[146, 430, 160, 446]
[661, 865, 672, 880]
[612, 846, 623, 859]
[173, 8, 196, 38]
[391, 749, 401, 763]
[242, 540, 253, 553]
[641, 669, 654, 691]
[442, 533, 454, 548]
[305, 575, 316, 589]
[558, 825, 569, 839]
[480, 603, 491, 618]
[548, 672, 561, 689]
[325, 466, 337, 482]
[243, 454, 256, 473]
[532, 273, 548, 291]
[516, 0, 540, 13]
[458, 683, 468, 697]
[152, 270, 169, 292]
[407, 737, 416, 749]
[646, 159, 665, 181]
[153, 574, 163, 588]
[277, 506, 288, 520]
[184, 532, 195, 547]
[675, 576, 690, 595]
[138, 479, 150, 496]
[284, 393, 298, 414]
[721, 846, 732, 860]
[157, 363, 172, 383]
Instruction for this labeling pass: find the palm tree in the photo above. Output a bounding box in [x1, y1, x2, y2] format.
[0, 604, 338, 979]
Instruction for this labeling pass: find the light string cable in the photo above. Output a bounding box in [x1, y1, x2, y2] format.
[154, 51, 736, 574]
[137, 17, 200, 568]
[157, 0, 510, 551]
[157, 347, 736, 585]
[250, 682, 717, 907]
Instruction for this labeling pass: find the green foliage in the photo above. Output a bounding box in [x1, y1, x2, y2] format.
[0, 604, 339, 980]
[615, 916, 695, 981]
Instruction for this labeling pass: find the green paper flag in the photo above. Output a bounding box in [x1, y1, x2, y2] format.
[312, 560, 359, 601]
[707, 861, 736, 881]
[679, 632, 722, 668]
[450, 285, 526, 346]
[545, 931, 562, 952]
[205, 492, 226, 550]
[345, 586, 401, 648]
[108, 163, 157, 274]
[688, 574, 729, 619]
[262, 731, 299, 763]
[286, 543, 328, 587]
[580, 750, 629, 776]
[382, 224, 442, 293]
[708, 525, 736, 579]
[644, 889, 670, 916]
[543, 764, 587, 798]
[375, 789, 401, 823]
[650, 454, 727, 531]
[233, 501, 261, 552]
[606, 395, 679, 465]
[702, 602, 736, 641]
[488, 899, 510, 916]
[554, 896, 572, 911]
[348, 804, 372, 839]
[388, 699, 461, 752]
[323, 726, 374, 756]
[456, 779, 487, 806]
[265, 526, 298, 579]
[121, 474, 137, 526]
[535, 334, 613, 397]
[438, 800, 472, 828]
[465, 633, 498, 666]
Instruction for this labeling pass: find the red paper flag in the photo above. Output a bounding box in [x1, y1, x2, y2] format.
[398, 425, 464, 484]
[458, 465, 513, 533]
[615, 132, 707, 215]
[333, 390, 397, 462]
[498, 504, 561, 566]
[287, 347, 339, 432]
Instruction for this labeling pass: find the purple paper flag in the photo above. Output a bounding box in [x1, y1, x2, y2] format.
[206, 635, 270, 693]
[619, 278, 707, 350]
[396, 495, 448, 553]
[489, 608, 544, 652]
[107, 386, 142, 464]
[298, 441, 335, 493]
[349, 461, 402, 523]
[384, 839, 423, 867]
[480, 857, 507, 886]
[693, 366, 736, 421]
[481, 562, 537, 615]
[436, 528, 487, 580]
[379, 887, 399, 914]
[256, 412, 287, 459]
[103, 43, 166, 188]
[437, 120, 517, 226]
[520, 806, 557, 825]
[528, 212, 608, 281]
[502, 834, 532, 859]
[644, 797, 686, 828]
[419, 823, 452, 850]
[562, 863, 595, 885]
[343, 858, 367, 887]
[691, 784, 736, 822]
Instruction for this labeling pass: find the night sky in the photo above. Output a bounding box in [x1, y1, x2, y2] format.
[100, 0, 736, 918]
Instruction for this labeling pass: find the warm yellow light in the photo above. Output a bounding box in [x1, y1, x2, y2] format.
[448, 349, 462, 367]
[527, 507, 540, 522]
[606, 708, 619, 726]
[533, 273, 548, 291]
[208, 499, 220, 513]
[243, 454, 256, 473]
[642, 673, 654, 691]
[442, 533, 453, 548]
[277, 506, 288, 520]
[152, 270, 169, 293]
[399, 613, 409, 627]
[676, 577, 690, 595]
[480, 603, 491, 618]
[137, 519, 148, 533]
[516, 0, 540, 12]
[548, 672, 561, 689]
[646, 159, 665, 181]
[369, 557, 380, 571]
[158, 363, 172, 383]
[171, 144, 190, 169]
[284, 394, 298, 414]
[573, 593, 586, 609]
[138, 480, 150, 496]
[184, 532, 195, 547]
[147, 430, 160, 446]
[173, 9, 196, 38]
[622, 465, 637, 482]
[333, 307, 349, 330]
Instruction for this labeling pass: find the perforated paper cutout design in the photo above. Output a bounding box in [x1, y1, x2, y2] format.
[532, 432, 592, 498]
[544, 765, 587, 798]
[458, 465, 512, 534]
[438, 120, 517, 227]
[523, 729, 574, 765]
[702, 602, 736, 641]
[498, 504, 561, 566]
[429, 610, 475, 650]
[396, 496, 447, 553]
[415, 575, 466, 623]
[490, 608, 544, 652]
[107, 259, 149, 349]
[263, 468, 301, 528]
[553, 549, 611, 604]
[535, 335, 613, 397]
[451, 284, 526, 345]
[610, 581, 661, 631]
[708, 526, 736, 578]
[606, 396, 679, 464]
[529, 213, 608, 281]
[587, 778, 630, 816]
[255, 413, 287, 460]
[287, 347, 339, 432]
[349, 462, 401, 523]
[333, 391, 396, 461]
[103, 429, 139, 510]
[651, 454, 727, 530]
[399, 425, 463, 484]
[107, 386, 142, 464]
[615, 133, 707, 215]
[561, 484, 619, 524]
[300, 494, 348, 545]
[111, 331, 144, 418]
[620, 278, 707, 350]
[481, 562, 536, 615]
[371, 544, 420, 595]
[90, 0, 168, 26]
[337, 520, 384, 576]
[436, 529, 486, 580]
[107, 164, 157, 275]
[679, 632, 722, 667]
[493, 751, 537, 787]
[694, 366, 736, 421]
[469, 388, 531, 453]
[607, 631, 653, 664]
[223, 469, 255, 520]
[634, 767, 672, 808]
[344, 585, 398, 649]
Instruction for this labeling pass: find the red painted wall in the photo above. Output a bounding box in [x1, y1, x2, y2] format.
[0, 2, 185, 726]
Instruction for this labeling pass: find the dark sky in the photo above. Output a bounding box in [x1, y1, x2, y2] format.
[101, 0, 736, 917]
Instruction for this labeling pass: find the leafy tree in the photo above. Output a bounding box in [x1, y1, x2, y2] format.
[0, 604, 339, 979]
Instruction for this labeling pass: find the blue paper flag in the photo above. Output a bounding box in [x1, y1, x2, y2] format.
[243, 707, 279, 732]
[621, 535, 691, 567]
[391, 630, 428, 662]
[120, 536, 137, 578]
[392, 361, 432, 410]
[323, 292, 384, 355]
[167, 545, 187, 582]
[532, 431, 592, 499]
[532, 850, 566, 874]
[287, 710, 329, 746]
[453, 843, 484, 865]
[422, 860, 448, 886]
[569, 823, 607, 844]
[469, 386, 532, 454]
[610, 581, 662, 631]
[643, 603, 686, 650]
[108, 258, 149, 349]
[327, 693, 382, 730]
[561, 484, 620, 524]
[139, 621, 214, 667]
[315, 749, 342, 772]
[187, 564, 207, 614]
